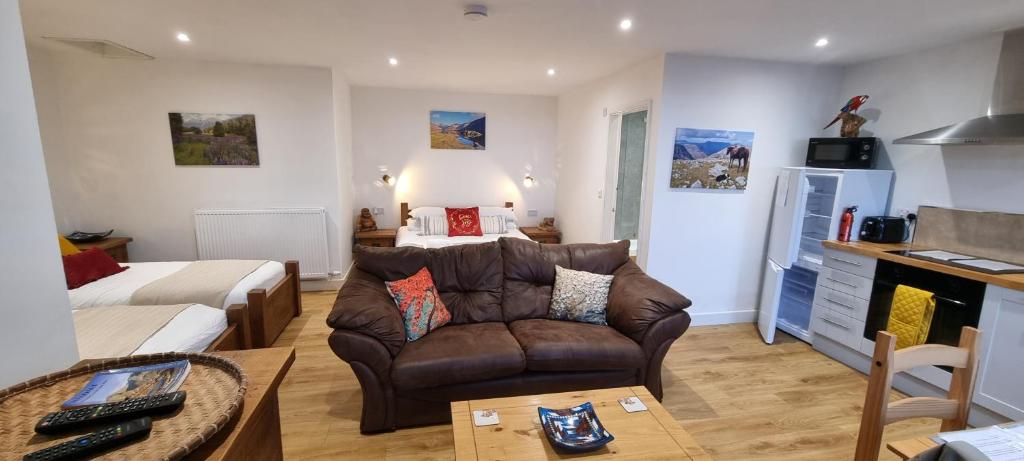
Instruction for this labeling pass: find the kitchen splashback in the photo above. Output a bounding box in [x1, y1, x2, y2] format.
[914, 206, 1024, 265]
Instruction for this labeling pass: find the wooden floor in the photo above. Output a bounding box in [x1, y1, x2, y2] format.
[273, 291, 942, 460]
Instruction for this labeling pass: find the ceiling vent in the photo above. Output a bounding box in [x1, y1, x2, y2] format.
[42, 37, 153, 60]
[463, 4, 488, 21]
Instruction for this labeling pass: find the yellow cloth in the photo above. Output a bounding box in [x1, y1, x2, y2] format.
[58, 235, 80, 256]
[887, 284, 936, 349]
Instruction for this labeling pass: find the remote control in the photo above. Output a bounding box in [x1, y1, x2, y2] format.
[24, 416, 152, 461]
[35, 391, 185, 435]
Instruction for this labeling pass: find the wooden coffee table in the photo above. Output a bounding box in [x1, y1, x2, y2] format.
[451, 386, 711, 460]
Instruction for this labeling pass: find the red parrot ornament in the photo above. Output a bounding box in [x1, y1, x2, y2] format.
[824, 95, 869, 129]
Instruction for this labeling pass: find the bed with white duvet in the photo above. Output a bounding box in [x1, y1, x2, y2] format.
[69, 260, 284, 310]
[73, 304, 228, 358]
[396, 205, 533, 249]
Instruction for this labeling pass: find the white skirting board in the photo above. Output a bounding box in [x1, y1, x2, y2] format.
[688, 309, 757, 326]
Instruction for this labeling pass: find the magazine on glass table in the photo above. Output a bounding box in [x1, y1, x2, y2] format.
[63, 360, 191, 408]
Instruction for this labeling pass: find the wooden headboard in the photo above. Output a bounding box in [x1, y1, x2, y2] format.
[400, 202, 514, 223]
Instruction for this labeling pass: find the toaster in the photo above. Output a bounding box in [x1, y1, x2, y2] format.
[859, 216, 906, 243]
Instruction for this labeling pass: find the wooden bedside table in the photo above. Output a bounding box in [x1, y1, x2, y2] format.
[520, 227, 562, 244]
[354, 229, 397, 247]
[74, 236, 133, 262]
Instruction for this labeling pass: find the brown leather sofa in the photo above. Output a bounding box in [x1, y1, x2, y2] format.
[327, 237, 692, 433]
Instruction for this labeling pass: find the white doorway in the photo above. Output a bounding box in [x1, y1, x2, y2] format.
[604, 102, 652, 260]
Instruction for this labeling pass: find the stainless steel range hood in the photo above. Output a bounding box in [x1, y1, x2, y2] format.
[894, 28, 1024, 145]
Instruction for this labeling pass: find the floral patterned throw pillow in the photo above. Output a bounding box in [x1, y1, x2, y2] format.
[548, 265, 614, 325]
[385, 267, 452, 341]
[445, 207, 483, 237]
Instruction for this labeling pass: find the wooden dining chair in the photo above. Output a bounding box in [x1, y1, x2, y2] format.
[853, 326, 981, 461]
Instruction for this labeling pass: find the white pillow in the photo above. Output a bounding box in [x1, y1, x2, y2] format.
[478, 206, 516, 221]
[421, 215, 449, 236]
[406, 217, 420, 232]
[408, 207, 445, 218]
[480, 216, 507, 234]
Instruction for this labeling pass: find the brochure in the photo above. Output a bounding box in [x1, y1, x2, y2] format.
[63, 360, 191, 408]
[935, 422, 1024, 461]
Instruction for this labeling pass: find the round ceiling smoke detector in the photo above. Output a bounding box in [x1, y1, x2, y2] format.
[463, 4, 488, 21]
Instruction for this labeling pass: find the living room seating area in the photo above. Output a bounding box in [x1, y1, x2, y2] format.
[327, 238, 693, 433]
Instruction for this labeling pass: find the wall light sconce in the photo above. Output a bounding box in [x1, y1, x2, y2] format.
[522, 175, 536, 188]
[375, 166, 397, 188]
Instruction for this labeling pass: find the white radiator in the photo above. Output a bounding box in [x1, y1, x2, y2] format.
[194, 208, 330, 279]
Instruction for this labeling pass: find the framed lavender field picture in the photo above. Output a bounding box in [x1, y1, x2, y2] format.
[169, 112, 259, 166]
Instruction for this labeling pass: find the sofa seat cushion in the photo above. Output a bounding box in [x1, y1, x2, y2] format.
[509, 319, 644, 372]
[391, 322, 526, 390]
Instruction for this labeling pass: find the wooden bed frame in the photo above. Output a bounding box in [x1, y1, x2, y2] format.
[399, 202, 514, 223]
[206, 303, 252, 351]
[245, 260, 302, 348]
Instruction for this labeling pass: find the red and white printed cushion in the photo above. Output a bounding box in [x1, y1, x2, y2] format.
[445, 207, 483, 237]
[384, 267, 452, 341]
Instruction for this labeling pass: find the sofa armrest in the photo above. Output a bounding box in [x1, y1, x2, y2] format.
[326, 268, 406, 357]
[606, 261, 692, 343]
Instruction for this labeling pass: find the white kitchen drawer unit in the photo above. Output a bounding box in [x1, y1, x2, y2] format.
[823, 248, 877, 279]
[818, 266, 873, 300]
[814, 284, 870, 322]
[812, 304, 866, 351]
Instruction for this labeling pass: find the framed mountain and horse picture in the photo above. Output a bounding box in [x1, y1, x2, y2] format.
[670, 127, 754, 190]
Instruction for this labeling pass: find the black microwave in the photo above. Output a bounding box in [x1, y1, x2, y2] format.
[806, 137, 878, 169]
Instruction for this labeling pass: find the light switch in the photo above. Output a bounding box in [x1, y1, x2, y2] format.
[597, 189, 603, 199]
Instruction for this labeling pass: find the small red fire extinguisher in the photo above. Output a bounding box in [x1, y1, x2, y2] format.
[838, 206, 858, 242]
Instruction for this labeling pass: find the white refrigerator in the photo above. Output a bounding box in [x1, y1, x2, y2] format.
[758, 167, 893, 344]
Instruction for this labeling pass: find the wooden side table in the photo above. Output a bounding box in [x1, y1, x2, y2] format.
[73, 236, 133, 262]
[185, 348, 295, 461]
[520, 227, 562, 244]
[75, 347, 294, 461]
[354, 229, 397, 247]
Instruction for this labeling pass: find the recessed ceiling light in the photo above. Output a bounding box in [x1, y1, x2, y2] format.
[176, 32, 190, 43]
[547, 68, 556, 76]
[815, 37, 829, 48]
[388, 57, 399, 66]
[619, 18, 633, 31]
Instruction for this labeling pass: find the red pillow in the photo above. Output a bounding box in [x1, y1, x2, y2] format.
[384, 267, 451, 341]
[445, 207, 483, 237]
[62, 248, 128, 289]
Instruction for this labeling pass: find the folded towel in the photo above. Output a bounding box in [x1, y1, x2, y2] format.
[887, 284, 936, 349]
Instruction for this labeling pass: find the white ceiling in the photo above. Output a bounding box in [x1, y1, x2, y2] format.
[19, 0, 1024, 95]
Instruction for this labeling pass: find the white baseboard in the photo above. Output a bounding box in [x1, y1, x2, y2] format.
[688, 309, 756, 326]
[299, 262, 353, 292]
[300, 275, 345, 292]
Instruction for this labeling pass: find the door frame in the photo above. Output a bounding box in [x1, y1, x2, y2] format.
[603, 100, 653, 261]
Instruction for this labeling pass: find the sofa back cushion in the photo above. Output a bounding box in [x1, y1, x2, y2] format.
[499, 238, 630, 322]
[355, 242, 504, 324]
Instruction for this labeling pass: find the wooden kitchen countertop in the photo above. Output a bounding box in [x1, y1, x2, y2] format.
[823, 240, 1024, 292]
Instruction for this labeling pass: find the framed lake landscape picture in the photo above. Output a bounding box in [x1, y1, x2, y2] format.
[670, 127, 754, 190]
[430, 110, 485, 150]
[168, 112, 259, 166]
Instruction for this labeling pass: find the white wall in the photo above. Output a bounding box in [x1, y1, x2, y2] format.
[645, 54, 841, 325]
[1, 0, 79, 387]
[838, 34, 1024, 215]
[29, 49, 351, 274]
[333, 70, 355, 272]
[350, 87, 557, 228]
[555, 56, 664, 247]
